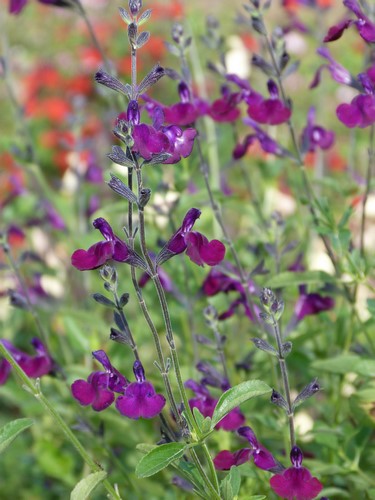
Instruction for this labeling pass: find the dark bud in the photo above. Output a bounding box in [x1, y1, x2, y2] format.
[271, 298, 284, 321]
[270, 389, 288, 411]
[127, 100, 140, 125]
[252, 54, 276, 77]
[203, 305, 218, 326]
[260, 287, 275, 308]
[136, 31, 150, 49]
[137, 64, 165, 94]
[95, 70, 130, 98]
[290, 446, 303, 468]
[118, 292, 130, 309]
[129, 0, 142, 16]
[107, 146, 135, 169]
[281, 341, 292, 357]
[108, 173, 138, 203]
[251, 13, 266, 35]
[8, 290, 28, 310]
[100, 264, 117, 285]
[251, 337, 277, 356]
[194, 334, 214, 346]
[138, 188, 151, 208]
[110, 327, 130, 345]
[92, 293, 116, 308]
[128, 22, 138, 48]
[279, 51, 290, 72]
[293, 378, 321, 410]
[172, 22, 184, 44]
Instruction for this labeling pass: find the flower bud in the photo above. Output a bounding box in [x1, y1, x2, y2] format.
[129, 0, 142, 16]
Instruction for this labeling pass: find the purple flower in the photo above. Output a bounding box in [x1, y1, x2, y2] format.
[157, 208, 226, 267]
[300, 107, 335, 153]
[336, 90, 375, 129]
[115, 360, 166, 419]
[143, 82, 207, 126]
[71, 218, 133, 271]
[185, 379, 245, 431]
[0, 338, 53, 382]
[117, 101, 197, 164]
[294, 291, 335, 321]
[324, 0, 375, 43]
[213, 426, 279, 471]
[310, 47, 353, 89]
[9, 0, 74, 14]
[270, 446, 323, 500]
[241, 118, 290, 157]
[208, 89, 242, 123]
[202, 267, 258, 321]
[245, 80, 291, 125]
[72, 351, 128, 412]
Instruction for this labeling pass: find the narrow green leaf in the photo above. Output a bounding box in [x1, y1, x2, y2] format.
[70, 471, 107, 500]
[211, 380, 271, 429]
[312, 355, 375, 377]
[265, 270, 336, 288]
[311, 355, 360, 374]
[136, 442, 187, 478]
[0, 418, 34, 454]
[221, 466, 241, 500]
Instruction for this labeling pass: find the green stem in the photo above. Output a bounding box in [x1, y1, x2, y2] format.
[189, 449, 221, 500]
[0, 343, 121, 500]
[271, 317, 296, 448]
[201, 443, 220, 495]
[359, 124, 374, 258]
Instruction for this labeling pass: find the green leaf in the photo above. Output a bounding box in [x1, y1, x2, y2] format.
[265, 271, 336, 289]
[220, 466, 241, 500]
[0, 418, 34, 454]
[136, 442, 187, 478]
[312, 355, 375, 377]
[70, 471, 107, 500]
[247, 497, 266, 500]
[211, 380, 271, 429]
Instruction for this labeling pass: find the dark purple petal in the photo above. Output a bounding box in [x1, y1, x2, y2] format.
[9, 0, 28, 13]
[209, 97, 241, 123]
[132, 124, 170, 160]
[164, 103, 199, 126]
[185, 379, 211, 399]
[127, 100, 140, 125]
[238, 426, 258, 447]
[133, 360, 146, 383]
[166, 208, 201, 254]
[336, 102, 362, 128]
[71, 379, 96, 406]
[116, 381, 166, 419]
[253, 446, 279, 470]
[71, 241, 114, 271]
[92, 350, 128, 393]
[163, 127, 197, 164]
[216, 406, 245, 431]
[199, 238, 226, 266]
[291, 446, 303, 467]
[213, 449, 251, 470]
[324, 19, 354, 42]
[0, 358, 12, 385]
[270, 467, 323, 500]
[295, 293, 335, 321]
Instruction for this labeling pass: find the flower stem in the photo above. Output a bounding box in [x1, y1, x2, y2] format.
[271, 316, 296, 447]
[0, 342, 122, 500]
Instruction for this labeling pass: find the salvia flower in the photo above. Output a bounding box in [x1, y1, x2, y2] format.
[71, 217, 143, 271]
[336, 67, 375, 128]
[0, 338, 53, 384]
[270, 446, 323, 500]
[310, 47, 353, 89]
[300, 107, 335, 153]
[294, 291, 335, 321]
[208, 88, 242, 123]
[185, 379, 245, 431]
[9, 0, 75, 15]
[116, 360, 166, 419]
[116, 101, 197, 164]
[323, 0, 375, 43]
[245, 80, 291, 125]
[157, 208, 226, 267]
[240, 118, 292, 157]
[213, 426, 280, 471]
[71, 350, 128, 411]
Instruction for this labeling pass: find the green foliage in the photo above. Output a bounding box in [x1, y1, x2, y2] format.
[0, 418, 34, 454]
[70, 471, 107, 500]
